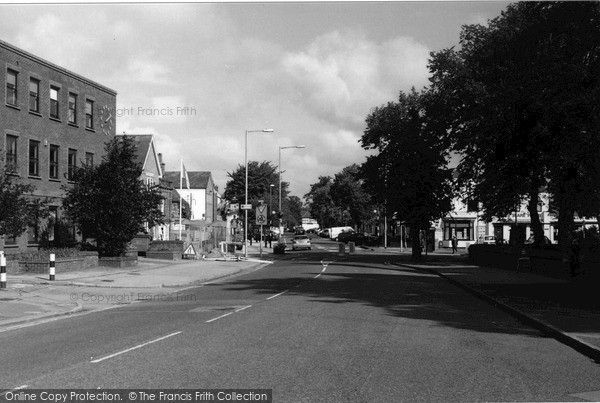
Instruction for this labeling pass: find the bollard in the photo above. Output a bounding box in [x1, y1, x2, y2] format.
[349, 242, 355, 254]
[338, 243, 345, 256]
[49, 253, 55, 281]
[1, 252, 6, 289]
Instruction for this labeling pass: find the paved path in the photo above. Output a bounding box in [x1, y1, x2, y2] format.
[0, 255, 270, 330]
[393, 256, 600, 363]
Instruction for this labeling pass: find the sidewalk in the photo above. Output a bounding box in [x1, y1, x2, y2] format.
[0, 252, 271, 331]
[393, 255, 600, 363]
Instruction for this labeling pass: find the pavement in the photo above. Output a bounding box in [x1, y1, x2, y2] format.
[2, 241, 600, 366]
[389, 250, 600, 364]
[0, 245, 272, 331]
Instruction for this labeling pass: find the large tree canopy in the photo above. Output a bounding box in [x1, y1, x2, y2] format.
[62, 136, 164, 257]
[361, 89, 454, 259]
[428, 2, 600, 250]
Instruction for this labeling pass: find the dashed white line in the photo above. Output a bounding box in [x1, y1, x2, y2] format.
[267, 291, 287, 300]
[0, 385, 28, 398]
[90, 331, 182, 363]
[206, 305, 252, 323]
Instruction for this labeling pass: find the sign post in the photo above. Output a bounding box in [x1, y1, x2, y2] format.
[256, 205, 268, 258]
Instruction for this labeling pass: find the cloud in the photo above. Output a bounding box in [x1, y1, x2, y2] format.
[282, 30, 430, 130]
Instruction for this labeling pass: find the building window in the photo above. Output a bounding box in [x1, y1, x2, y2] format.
[5, 235, 17, 246]
[68, 148, 77, 180]
[85, 100, 94, 129]
[444, 220, 475, 241]
[29, 140, 40, 176]
[50, 86, 59, 119]
[68, 93, 77, 124]
[6, 69, 18, 106]
[49, 145, 59, 179]
[5, 134, 17, 172]
[29, 78, 40, 112]
[85, 152, 94, 167]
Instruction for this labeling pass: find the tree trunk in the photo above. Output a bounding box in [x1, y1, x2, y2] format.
[527, 186, 544, 249]
[556, 187, 575, 267]
[410, 225, 422, 260]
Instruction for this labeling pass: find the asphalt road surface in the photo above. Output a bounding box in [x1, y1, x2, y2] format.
[2, 236, 600, 402]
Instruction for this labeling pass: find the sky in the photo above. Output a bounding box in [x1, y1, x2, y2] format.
[0, 1, 510, 200]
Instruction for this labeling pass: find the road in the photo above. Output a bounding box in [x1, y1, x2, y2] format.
[2, 235, 600, 402]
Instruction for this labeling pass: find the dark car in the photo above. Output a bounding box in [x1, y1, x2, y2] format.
[338, 232, 381, 246]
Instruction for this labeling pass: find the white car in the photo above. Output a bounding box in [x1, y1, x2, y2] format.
[291, 235, 311, 251]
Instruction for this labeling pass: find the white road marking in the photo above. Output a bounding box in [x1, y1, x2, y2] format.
[0, 385, 28, 398]
[206, 305, 252, 323]
[267, 291, 287, 300]
[90, 331, 182, 363]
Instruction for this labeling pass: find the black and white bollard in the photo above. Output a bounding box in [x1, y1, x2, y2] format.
[49, 253, 55, 281]
[1, 252, 6, 289]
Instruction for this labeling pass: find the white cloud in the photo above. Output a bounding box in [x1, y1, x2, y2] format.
[282, 30, 430, 130]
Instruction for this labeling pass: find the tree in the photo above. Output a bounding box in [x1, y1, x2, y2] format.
[0, 172, 46, 249]
[428, 2, 600, 253]
[62, 136, 164, 257]
[361, 88, 454, 260]
[330, 164, 374, 228]
[305, 176, 336, 228]
[283, 195, 303, 228]
[223, 160, 288, 221]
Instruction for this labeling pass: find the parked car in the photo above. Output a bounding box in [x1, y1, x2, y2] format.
[338, 231, 381, 246]
[336, 230, 356, 243]
[295, 228, 306, 235]
[321, 229, 330, 238]
[291, 235, 311, 251]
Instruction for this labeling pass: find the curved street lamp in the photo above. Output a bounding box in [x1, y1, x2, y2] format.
[278, 145, 306, 243]
[245, 129, 274, 258]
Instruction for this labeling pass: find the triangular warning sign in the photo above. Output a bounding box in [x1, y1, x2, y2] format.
[184, 243, 196, 255]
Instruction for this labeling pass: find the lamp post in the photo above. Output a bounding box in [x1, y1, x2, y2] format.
[245, 129, 274, 258]
[278, 145, 305, 243]
[269, 183, 274, 220]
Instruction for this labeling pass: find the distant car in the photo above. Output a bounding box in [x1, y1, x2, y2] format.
[321, 229, 330, 238]
[336, 230, 356, 242]
[338, 231, 381, 246]
[295, 228, 306, 235]
[291, 235, 311, 251]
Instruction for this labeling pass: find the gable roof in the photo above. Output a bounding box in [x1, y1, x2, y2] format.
[117, 134, 162, 176]
[164, 171, 212, 189]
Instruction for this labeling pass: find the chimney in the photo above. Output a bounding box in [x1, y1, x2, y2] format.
[158, 153, 166, 173]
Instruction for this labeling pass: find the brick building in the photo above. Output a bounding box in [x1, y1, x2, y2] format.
[1, 39, 117, 253]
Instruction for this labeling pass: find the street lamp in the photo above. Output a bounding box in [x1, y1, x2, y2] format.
[245, 129, 274, 258]
[278, 145, 306, 243]
[269, 184, 274, 219]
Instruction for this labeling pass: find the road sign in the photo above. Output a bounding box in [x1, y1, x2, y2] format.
[241, 204, 252, 210]
[256, 205, 268, 225]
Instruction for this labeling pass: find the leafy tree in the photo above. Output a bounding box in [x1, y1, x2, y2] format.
[223, 160, 288, 221]
[361, 88, 454, 260]
[330, 164, 374, 227]
[428, 2, 600, 254]
[304, 176, 336, 228]
[0, 172, 46, 248]
[62, 136, 164, 257]
[283, 195, 303, 228]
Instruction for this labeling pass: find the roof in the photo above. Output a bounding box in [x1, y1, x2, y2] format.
[116, 134, 160, 175]
[164, 171, 212, 189]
